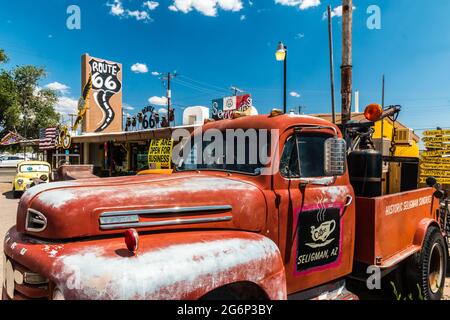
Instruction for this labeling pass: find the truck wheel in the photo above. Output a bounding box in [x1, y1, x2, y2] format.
[407, 226, 447, 300]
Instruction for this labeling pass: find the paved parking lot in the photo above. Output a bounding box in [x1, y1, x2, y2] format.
[0, 168, 20, 298]
[1, 166, 450, 300]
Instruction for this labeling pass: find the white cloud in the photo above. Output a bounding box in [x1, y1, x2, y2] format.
[149, 96, 168, 106]
[108, 0, 153, 21]
[323, 5, 356, 20]
[108, 0, 125, 16]
[290, 91, 301, 98]
[143, 1, 160, 10]
[158, 108, 168, 114]
[169, 0, 243, 17]
[295, 33, 305, 39]
[127, 9, 150, 20]
[55, 96, 78, 117]
[45, 82, 70, 94]
[240, 14, 246, 21]
[275, 0, 320, 10]
[123, 103, 135, 111]
[131, 63, 149, 73]
[151, 71, 160, 76]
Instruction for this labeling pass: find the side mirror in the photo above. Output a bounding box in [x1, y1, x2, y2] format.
[324, 138, 346, 176]
[426, 176, 437, 188]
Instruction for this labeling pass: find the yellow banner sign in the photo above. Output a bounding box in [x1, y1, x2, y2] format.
[421, 169, 450, 178]
[422, 150, 450, 157]
[420, 177, 450, 184]
[423, 129, 450, 136]
[421, 157, 450, 164]
[148, 139, 174, 169]
[421, 163, 450, 170]
[424, 143, 444, 149]
[422, 136, 450, 143]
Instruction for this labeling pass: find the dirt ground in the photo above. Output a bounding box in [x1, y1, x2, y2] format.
[1, 167, 450, 300]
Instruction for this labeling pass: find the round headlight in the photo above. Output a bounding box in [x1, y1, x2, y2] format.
[17, 179, 23, 185]
[52, 288, 65, 300]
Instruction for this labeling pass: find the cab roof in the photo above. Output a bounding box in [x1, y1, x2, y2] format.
[203, 114, 340, 134]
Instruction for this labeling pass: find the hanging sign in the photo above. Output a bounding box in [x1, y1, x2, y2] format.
[420, 130, 450, 184]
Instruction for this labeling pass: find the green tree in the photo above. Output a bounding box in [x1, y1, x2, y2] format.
[0, 70, 19, 134]
[13, 65, 60, 139]
[0, 49, 8, 63]
[0, 52, 60, 139]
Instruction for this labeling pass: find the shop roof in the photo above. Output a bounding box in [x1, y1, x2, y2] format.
[71, 124, 199, 144]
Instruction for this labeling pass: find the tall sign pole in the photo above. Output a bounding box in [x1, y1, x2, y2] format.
[341, 0, 353, 126]
[327, 5, 336, 124]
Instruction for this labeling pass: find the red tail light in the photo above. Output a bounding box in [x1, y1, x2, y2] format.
[124, 228, 139, 253]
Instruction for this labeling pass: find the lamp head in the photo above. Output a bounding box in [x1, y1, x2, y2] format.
[275, 41, 286, 61]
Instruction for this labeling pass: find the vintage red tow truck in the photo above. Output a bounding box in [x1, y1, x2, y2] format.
[2, 105, 448, 300]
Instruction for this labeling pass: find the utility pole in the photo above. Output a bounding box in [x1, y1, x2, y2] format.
[162, 72, 177, 127]
[230, 86, 244, 96]
[381, 75, 385, 138]
[327, 5, 336, 124]
[298, 105, 306, 115]
[341, 0, 353, 126]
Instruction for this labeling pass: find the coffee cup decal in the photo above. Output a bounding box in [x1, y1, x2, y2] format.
[305, 220, 336, 249]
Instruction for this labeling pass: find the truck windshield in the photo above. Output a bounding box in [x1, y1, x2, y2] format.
[177, 130, 271, 175]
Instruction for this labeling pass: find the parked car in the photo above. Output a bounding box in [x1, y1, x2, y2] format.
[0, 155, 28, 168]
[12, 161, 51, 198]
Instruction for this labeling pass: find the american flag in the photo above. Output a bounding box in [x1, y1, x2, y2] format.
[39, 127, 57, 150]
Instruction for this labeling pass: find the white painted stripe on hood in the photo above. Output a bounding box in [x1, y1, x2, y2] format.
[55, 236, 279, 300]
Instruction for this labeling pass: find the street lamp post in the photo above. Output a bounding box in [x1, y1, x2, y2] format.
[275, 41, 287, 114]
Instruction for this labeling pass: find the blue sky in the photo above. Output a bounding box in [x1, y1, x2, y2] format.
[1, 0, 450, 136]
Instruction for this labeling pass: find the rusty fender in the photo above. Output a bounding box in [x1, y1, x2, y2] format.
[4, 228, 286, 300]
[413, 218, 441, 248]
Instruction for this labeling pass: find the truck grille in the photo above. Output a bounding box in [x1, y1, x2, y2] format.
[99, 205, 233, 230]
[3, 255, 50, 300]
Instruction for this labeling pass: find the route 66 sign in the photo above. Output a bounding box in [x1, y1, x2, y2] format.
[81, 54, 123, 133]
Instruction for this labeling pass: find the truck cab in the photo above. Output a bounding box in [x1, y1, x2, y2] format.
[2, 109, 446, 300]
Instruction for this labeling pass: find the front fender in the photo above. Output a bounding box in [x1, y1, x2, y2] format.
[4, 228, 286, 300]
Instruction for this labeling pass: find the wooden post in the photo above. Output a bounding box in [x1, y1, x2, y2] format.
[327, 5, 336, 124]
[341, 0, 353, 126]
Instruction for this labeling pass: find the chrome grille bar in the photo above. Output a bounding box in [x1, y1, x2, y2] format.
[99, 205, 233, 218]
[100, 216, 233, 230]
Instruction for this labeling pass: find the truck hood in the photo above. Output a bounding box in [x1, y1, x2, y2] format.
[16, 173, 267, 240]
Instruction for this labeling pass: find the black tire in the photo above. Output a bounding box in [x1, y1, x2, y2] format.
[406, 226, 447, 300]
[13, 190, 21, 199]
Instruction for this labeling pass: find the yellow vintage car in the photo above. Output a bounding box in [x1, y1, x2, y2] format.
[12, 161, 51, 198]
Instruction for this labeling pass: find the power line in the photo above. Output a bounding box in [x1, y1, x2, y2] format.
[178, 75, 229, 94]
[172, 78, 226, 96]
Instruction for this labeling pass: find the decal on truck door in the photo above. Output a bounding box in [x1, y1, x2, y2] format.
[295, 206, 341, 274]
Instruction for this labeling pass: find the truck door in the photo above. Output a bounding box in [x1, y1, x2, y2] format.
[277, 131, 355, 295]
